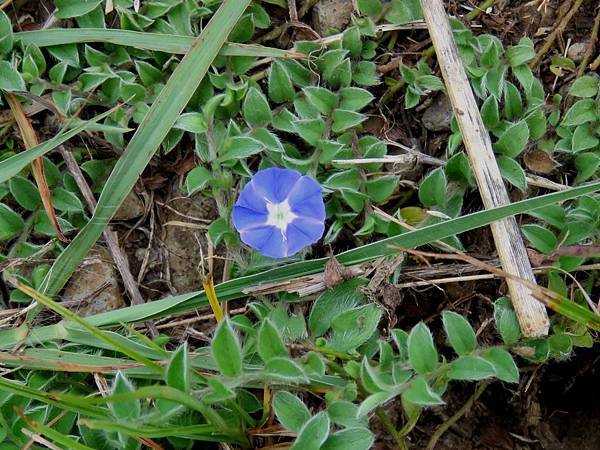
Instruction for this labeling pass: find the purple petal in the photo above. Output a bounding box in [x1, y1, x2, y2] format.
[258, 230, 287, 258]
[239, 225, 285, 258]
[285, 217, 325, 256]
[236, 181, 268, 214]
[251, 167, 301, 203]
[290, 195, 326, 222]
[287, 175, 323, 206]
[232, 206, 268, 232]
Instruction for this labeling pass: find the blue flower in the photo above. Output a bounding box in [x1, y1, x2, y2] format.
[232, 167, 326, 258]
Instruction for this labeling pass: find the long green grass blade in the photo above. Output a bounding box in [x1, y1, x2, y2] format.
[4, 181, 594, 349]
[9, 279, 163, 371]
[78, 420, 233, 442]
[21, 419, 95, 450]
[0, 377, 108, 418]
[40, 0, 253, 297]
[15, 28, 294, 58]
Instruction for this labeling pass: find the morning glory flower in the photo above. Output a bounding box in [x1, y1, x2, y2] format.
[232, 167, 325, 258]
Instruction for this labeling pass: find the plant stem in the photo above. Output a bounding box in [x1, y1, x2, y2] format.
[376, 407, 408, 450]
[426, 382, 489, 450]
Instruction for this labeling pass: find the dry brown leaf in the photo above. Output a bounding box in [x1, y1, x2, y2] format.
[523, 149, 560, 174]
[5, 94, 67, 242]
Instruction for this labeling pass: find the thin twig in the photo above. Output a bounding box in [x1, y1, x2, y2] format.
[58, 147, 159, 337]
[530, 0, 585, 69]
[576, 4, 600, 77]
[426, 382, 489, 450]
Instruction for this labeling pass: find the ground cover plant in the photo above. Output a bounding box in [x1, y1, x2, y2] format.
[0, 0, 599, 448]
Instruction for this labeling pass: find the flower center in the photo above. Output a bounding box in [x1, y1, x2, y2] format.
[266, 200, 296, 234]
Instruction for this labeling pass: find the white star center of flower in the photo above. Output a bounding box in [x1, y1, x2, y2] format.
[266, 200, 296, 233]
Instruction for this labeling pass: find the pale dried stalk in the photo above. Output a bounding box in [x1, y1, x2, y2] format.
[419, 0, 549, 336]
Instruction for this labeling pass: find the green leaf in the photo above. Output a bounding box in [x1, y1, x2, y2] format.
[366, 176, 398, 202]
[493, 297, 521, 345]
[575, 152, 600, 183]
[291, 411, 330, 450]
[293, 118, 326, 145]
[407, 322, 438, 374]
[303, 86, 337, 115]
[442, 311, 476, 355]
[9, 175, 41, 211]
[561, 99, 597, 126]
[497, 155, 527, 192]
[0, 203, 25, 240]
[322, 427, 375, 450]
[482, 348, 519, 383]
[243, 87, 272, 127]
[572, 123, 599, 152]
[0, 10, 14, 53]
[506, 37, 535, 66]
[391, 329, 409, 361]
[135, 60, 162, 86]
[503, 82, 523, 120]
[419, 167, 447, 207]
[55, 0, 102, 19]
[495, 121, 529, 158]
[272, 391, 311, 433]
[332, 109, 367, 133]
[360, 358, 389, 393]
[569, 75, 599, 98]
[218, 136, 264, 162]
[174, 112, 207, 133]
[339, 87, 374, 111]
[324, 169, 361, 191]
[525, 108, 547, 140]
[446, 152, 475, 186]
[447, 355, 496, 380]
[522, 224, 557, 254]
[264, 357, 308, 383]
[481, 95, 500, 129]
[330, 304, 382, 352]
[110, 372, 140, 420]
[357, 391, 395, 417]
[0, 60, 25, 91]
[185, 166, 212, 194]
[258, 318, 288, 362]
[403, 377, 444, 406]
[51, 187, 84, 213]
[357, 0, 383, 17]
[212, 319, 242, 377]
[309, 279, 365, 336]
[268, 61, 295, 103]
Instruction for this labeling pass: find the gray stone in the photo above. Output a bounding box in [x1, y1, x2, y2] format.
[312, 0, 354, 35]
[422, 96, 453, 132]
[114, 190, 145, 220]
[567, 42, 588, 63]
[63, 246, 125, 316]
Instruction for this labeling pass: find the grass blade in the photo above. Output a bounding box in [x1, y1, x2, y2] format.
[15, 28, 296, 58]
[1, 181, 590, 340]
[40, 0, 253, 298]
[7, 278, 163, 371]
